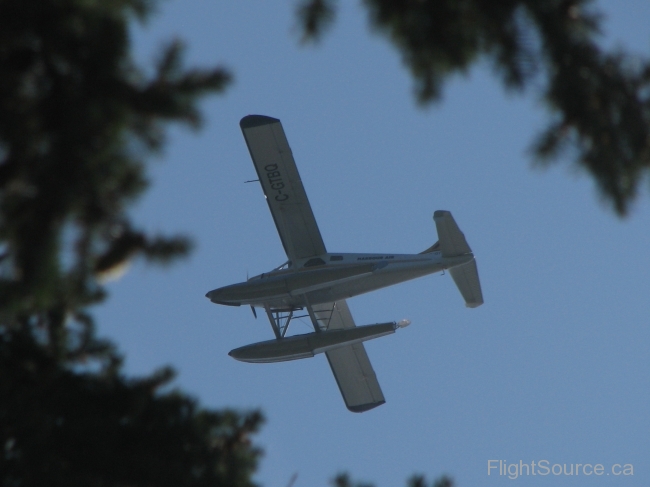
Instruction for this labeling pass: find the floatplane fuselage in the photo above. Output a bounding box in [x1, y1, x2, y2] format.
[207, 250, 473, 310]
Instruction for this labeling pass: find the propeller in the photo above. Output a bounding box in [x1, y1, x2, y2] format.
[250, 305, 257, 319]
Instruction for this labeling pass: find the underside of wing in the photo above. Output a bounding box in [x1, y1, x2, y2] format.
[240, 115, 326, 263]
[326, 345, 385, 412]
[312, 300, 386, 412]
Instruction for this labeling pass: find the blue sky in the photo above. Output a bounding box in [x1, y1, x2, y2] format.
[95, 2, 649, 485]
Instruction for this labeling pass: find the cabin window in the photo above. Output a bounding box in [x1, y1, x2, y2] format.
[329, 255, 343, 261]
[304, 257, 326, 267]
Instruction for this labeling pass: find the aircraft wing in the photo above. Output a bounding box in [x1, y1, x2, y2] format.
[240, 115, 326, 262]
[312, 300, 386, 412]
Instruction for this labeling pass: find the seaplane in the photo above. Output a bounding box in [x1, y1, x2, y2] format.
[207, 115, 483, 412]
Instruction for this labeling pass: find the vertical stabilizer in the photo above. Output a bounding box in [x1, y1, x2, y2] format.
[433, 211, 484, 307]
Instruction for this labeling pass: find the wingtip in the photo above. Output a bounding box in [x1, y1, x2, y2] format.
[240, 115, 280, 129]
[347, 401, 385, 413]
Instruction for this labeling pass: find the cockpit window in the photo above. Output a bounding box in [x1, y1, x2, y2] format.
[304, 257, 326, 267]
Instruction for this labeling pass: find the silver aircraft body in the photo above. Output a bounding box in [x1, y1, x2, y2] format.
[207, 115, 483, 412]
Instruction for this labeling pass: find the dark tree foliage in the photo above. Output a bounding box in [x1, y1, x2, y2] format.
[0, 1, 263, 486]
[1, 329, 262, 486]
[296, 0, 650, 215]
[296, 0, 337, 44]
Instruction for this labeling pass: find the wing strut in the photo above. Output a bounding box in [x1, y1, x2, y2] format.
[263, 305, 294, 339]
[304, 296, 323, 333]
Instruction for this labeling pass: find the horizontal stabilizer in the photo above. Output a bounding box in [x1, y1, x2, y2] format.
[433, 210, 471, 257]
[433, 210, 484, 307]
[449, 258, 484, 308]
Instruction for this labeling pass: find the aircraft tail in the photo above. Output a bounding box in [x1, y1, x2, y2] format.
[449, 260, 483, 308]
[433, 210, 471, 257]
[433, 210, 484, 308]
